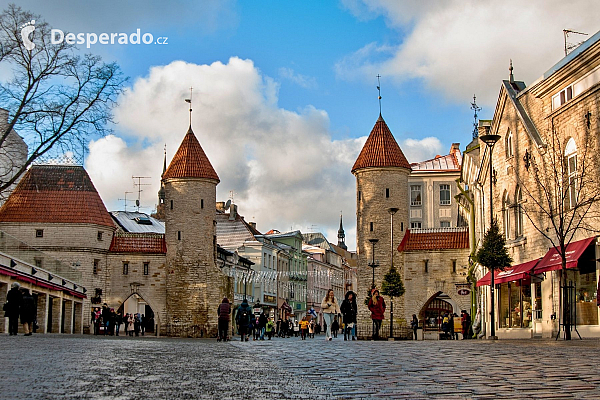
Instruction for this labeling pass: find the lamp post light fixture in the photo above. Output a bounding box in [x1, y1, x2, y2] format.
[479, 131, 501, 340]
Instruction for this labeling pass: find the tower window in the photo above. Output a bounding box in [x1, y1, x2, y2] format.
[35, 229, 43, 238]
[178, 231, 181, 240]
[401, 222, 404, 231]
[93, 259, 99, 275]
[358, 191, 362, 201]
[97, 231, 103, 241]
[201, 199, 204, 209]
[170, 200, 173, 210]
[143, 262, 149, 276]
[452, 260, 457, 274]
[386, 188, 390, 198]
[370, 222, 374, 232]
[122, 262, 129, 275]
[424, 260, 429, 274]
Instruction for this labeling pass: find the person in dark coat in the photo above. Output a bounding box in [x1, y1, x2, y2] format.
[368, 288, 386, 340]
[20, 288, 36, 336]
[340, 291, 358, 341]
[258, 311, 268, 340]
[236, 299, 252, 342]
[410, 314, 419, 340]
[101, 303, 110, 335]
[6, 282, 23, 335]
[217, 297, 231, 341]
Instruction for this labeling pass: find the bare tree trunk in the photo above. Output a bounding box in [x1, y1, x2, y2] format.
[562, 267, 571, 340]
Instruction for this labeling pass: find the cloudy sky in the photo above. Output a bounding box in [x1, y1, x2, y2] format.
[12, 0, 599, 249]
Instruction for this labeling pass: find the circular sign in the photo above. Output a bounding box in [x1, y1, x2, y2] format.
[457, 288, 471, 296]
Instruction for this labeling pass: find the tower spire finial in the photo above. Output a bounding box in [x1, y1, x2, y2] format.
[185, 86, 193, 127]
[509, 60, 514, 83]
[376, 74, 382, 116]
[162, 143, 167, 175]
[470, 94, 481, 140]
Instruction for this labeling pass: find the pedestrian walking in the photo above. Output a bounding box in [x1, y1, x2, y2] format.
[5, 282, 23, 336]
[340, 291, 357, 341]
[331, 316, 339, 338]
[321, 289, 341, 341]
[20, 288, 35, 336]
[108, 308, 116, 336]
[299, 316, 309, 340]
[217, 297, 231, 342]
[293, 320, 300, 337]
[115, 312, 123, 336]
[410, 314, 419, 340]
[236, 298, 252, 342]
[461, 310, 471, 340]
[449, 312, 456, 340]
[266, 317, 275, 340]
[308, 319, 315, 339]
[368, 288, 386, 340]
[127, 313, 135, 336]
[134, 313, 141, 336]
[141, 314, 146, 336]
[258, 311, 268, 340]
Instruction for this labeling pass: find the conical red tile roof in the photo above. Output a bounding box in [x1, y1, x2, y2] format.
[0, 165, 114, 227]
[352, 115, 411, 173]
[163, 127, 220, 182]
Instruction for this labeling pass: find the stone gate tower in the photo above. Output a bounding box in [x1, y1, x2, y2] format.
[163, 125, 225, 337]
[352, 114, 411, 331]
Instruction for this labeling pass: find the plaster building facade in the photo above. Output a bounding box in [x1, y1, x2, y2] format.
[463, 30, 600, 339]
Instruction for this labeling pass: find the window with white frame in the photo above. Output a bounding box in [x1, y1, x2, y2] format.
[410, 185, 422, 206]
[411, 221, 422, 229]
[506, 129, 514, 158]
[440, 184, 451, 205]
[565, 138, 578, 210]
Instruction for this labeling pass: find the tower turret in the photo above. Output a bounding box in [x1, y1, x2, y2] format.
[352, 114, 411, 332]
[337, 213, 347, 250]
[163, 125, 225, 337]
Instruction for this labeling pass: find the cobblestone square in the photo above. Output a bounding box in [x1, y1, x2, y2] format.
[1, 335, 599, 399]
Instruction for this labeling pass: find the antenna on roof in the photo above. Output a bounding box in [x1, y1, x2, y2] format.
[132, 176, 151, 212]
[184, 86, 193, 127]
[470, 94, 481, 140]
[376, 74, 382, 116]
[563, 29, 588, 56]
[118, 191, 134, 212]
[229, 190, 235, 204]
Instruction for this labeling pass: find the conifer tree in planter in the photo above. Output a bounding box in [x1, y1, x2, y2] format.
[381, 265, 405, 339]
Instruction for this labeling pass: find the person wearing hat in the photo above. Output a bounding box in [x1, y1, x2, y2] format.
[5, 282, 23, 335]
[20, 288, 36, 336]
[368, 288, 386, 340]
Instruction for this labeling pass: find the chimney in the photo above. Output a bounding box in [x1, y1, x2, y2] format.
[216, 201, 225, 212]
[228, 204, 237, 221]
[478, 120, 492, 138]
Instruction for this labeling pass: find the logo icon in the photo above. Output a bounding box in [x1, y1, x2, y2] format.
[20, 20, 36, 51]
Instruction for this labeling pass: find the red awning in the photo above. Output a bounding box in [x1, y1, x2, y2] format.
[533, 237, 597, 274]
[476, 259, 540, 287]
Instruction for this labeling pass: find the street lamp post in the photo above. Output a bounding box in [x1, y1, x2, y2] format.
[479, 131, 501, 340]
[368, 238, 379, 339]
[388, 207, 399, 340]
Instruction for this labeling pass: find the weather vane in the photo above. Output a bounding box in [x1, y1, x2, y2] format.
[376, 74, 382, 115]
[185, 86, 193, 126]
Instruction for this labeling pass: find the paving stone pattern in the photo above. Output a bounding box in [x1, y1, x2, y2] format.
[1, 335, 599, 399]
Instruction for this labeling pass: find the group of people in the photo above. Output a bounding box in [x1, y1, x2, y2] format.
[3, 282, 36, 336]
[440, 309, 472, 340]
[91, 304, 147, 337]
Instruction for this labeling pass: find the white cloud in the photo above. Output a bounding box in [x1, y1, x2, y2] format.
[86, 58, 364, 248]
[337, 0, 599, 105]
[278, 67, 318, 89]
[401, 137, 444, 164]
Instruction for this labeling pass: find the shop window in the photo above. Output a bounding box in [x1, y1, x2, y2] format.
[575, 269, 598, 325]
[498, 280, 532, 328]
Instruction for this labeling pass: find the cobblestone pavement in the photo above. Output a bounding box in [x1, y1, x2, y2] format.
[1, 334, 600, 399]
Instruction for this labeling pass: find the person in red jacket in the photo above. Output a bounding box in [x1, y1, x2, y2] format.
[368, 288, 386, 340]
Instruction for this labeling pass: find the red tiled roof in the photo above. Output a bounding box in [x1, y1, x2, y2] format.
[163, 127, 219, 182]
[352, 115, 411, 173]
[398, 228, 469, 252]
[109, 233, 166, 253]
[0, 165, 114, 227]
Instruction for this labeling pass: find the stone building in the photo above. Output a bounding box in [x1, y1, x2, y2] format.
[353, 113, 471, 338]
[463, 30, 600, 339]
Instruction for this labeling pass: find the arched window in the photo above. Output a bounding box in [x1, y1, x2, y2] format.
[506, 129, 514, 158]
[503, 191, 511, 239]
[515, 186, 523, 238]
[565, 138, 577, 210]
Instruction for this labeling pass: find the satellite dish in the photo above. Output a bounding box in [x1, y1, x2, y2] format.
[225, 199, 231, 211]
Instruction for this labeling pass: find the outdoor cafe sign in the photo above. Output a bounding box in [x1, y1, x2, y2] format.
[455, 283, 471, 296]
